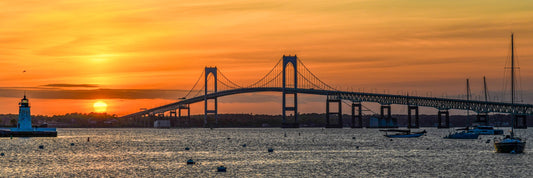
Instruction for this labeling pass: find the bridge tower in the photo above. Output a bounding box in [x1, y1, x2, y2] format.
[204, 67, 218, 127]
[282, 55, 299, 128]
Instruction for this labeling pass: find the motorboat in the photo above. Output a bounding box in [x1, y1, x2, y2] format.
[444, 130, 479, 139]
[380, 129, 426, 138]
[467, 126, 503, 135]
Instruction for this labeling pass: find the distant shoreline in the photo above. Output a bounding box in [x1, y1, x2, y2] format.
[1, 113, 526, 128]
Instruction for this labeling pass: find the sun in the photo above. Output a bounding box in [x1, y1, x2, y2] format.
[93, 101, 108, 113]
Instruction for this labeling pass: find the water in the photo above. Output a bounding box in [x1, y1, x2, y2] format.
[1, 128, 532, 177]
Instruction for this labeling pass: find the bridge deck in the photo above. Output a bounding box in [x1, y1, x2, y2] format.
[120, 87, 533, 118]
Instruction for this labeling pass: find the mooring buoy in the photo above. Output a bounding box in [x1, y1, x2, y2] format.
[217, 165, 227, 172]
[187, 159, 195, 165]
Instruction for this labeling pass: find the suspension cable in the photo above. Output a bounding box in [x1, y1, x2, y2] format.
[297, 59, 336, 90]
[182, 70, 205, 99]
[247, 58, 282, 88]
[218, 69, 242, 88]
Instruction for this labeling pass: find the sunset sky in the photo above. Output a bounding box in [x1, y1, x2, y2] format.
[1, 0, 533, 116]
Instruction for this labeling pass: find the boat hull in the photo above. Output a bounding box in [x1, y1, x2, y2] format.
[494, 142, 526, 153]
[444, 133, 479, 139]
[385, 133, 425, 138]
[469, 129, 504, 135]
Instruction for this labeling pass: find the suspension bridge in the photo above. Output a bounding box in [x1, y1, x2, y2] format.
[121, 55, 533, 128]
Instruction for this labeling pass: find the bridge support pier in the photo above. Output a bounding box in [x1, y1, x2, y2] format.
[147, 113, 155, 127]
[437, 110, 450, 128]
[380, 105, 394, 128]
[514, 114, 527, 129]
[476, 112, 489, 125]
[351, 102, 363, 128]
[178, 104, 191, 127]
[407, 106, 419, 128]
[169, 110, 177, 127]
[169, 110, 177, 117]
[326, 95, 343, 128]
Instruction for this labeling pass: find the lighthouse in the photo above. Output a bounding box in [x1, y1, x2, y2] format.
[18, 95, 32, 130]
[0, 95, 57, 137]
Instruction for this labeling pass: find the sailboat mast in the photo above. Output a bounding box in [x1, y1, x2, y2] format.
[511, 33, 515, 105]
[510, 33, 515, 136]
[466, 78, 471, 125]
[466, 78, 471, 101]
[483, 76, 488, 102]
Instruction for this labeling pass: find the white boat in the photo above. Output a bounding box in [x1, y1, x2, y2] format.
[380, 129, 426, 138]
[467, 126, 503, 135]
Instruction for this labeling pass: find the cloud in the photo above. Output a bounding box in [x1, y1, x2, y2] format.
[0, 88, 189, 100]
[41, 83, 100, 88]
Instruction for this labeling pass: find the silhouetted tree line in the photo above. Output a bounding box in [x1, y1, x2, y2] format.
[0, 113, 528, 128]
[0, 113, 118, 128]
[127, 113, 527, 128]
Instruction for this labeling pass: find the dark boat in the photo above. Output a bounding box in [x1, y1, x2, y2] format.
[468, 78, 504, 135]
[494, 33, 526, 154]
[443, 79, 479, 139]
[467, 125, 504, 135]
[444, 130, 479, 139]
[380, 129, 426, 138]
[495, 134, 526, 153]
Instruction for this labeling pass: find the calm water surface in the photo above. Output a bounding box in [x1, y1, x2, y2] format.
[1, 128, 532, 177]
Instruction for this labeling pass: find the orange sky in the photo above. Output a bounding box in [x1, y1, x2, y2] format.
[1, 0, 533, 116]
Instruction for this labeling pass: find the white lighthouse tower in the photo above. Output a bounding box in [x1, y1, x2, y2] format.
[4, 95, 57, 137]
[17, 95, 32, 130]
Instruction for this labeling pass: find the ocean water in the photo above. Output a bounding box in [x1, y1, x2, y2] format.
[1, 128, 532, 177]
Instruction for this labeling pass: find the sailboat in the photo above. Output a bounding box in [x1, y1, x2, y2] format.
[444, 79, 479, 139]
[494, 33, 526, 153]
[467, 77, 504, 135]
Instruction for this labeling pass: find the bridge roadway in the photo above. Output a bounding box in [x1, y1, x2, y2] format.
[121, 87, 533, 118]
